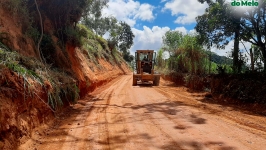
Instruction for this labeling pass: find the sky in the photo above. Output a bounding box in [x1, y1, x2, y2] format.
[102, 0, 252, 58]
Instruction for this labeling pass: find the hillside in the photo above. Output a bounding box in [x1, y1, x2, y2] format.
[0, 1, 130, 149]
[210, 52, 232, 65]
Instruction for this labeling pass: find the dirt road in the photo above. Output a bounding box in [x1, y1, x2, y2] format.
[20, 74, 266, 150]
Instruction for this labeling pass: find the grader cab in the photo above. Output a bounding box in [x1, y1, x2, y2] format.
[132, 50, 160, 86]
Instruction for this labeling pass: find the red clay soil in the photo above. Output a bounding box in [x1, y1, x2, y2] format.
[0, 54, 130, 150]
[18, 75, 266, 150]
[0, 6, 36, 57]
[0, 2, 131, 149]
[0, 68, 53, 149]
[66, 44, 130, 97]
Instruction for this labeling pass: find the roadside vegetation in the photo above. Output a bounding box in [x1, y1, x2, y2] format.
[156, 0, 266, 104]
[0, 0, 135, 111]
[0, 1, 137, 148]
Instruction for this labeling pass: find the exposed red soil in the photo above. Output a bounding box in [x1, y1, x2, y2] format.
[0, 6, 36, 57]
[0, 4, 131, 148]
[66, 44, 130, 97]
[0, 57, 130, 149]
[0, 68, 53, 149]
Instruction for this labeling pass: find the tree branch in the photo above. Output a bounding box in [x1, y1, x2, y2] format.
[240, 40, 250, 55]
[34, 0, 44, 63]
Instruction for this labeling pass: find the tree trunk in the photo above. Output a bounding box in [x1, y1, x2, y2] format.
[233, 19, 240, 73]
[250, 48, 254, 71]
[260, 45, 266, 72]
[209, 50, 211, 74]
[34, 0, 44, 63]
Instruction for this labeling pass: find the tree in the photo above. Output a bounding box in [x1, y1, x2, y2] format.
[28, 0, 109, 36]
[197, 0, 266, 72]
[84, 16, 118, 36]
[82, 0, 111, 36]
[123, 51, 134, 62]
[247, 44, 264, 71]
[196, 0, 243, 73]
[241, 1, 266, 71]
[29, 0, 92, 28]
[196, 0, 232, 48]
[117, 22, 134, 53]
[179, 34, 207, 74]
[156, 49, 164, 68]
[106, 21, 135, 62]
[162, 30, 184, 56]
[162, 30, 207, 74]
[118, 21, 135, 63]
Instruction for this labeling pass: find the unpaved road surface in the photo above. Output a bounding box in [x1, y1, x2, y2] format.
[20, 74, 266, 150]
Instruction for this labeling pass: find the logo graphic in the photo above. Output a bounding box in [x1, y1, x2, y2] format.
[231, 0, 259, 6]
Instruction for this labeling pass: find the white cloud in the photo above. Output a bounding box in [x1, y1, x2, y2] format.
[188, 29, 197, 34]
[134, 4, 155, 21]
[102, 0, 155, 27]
[102, 0, 208, 57]
[174, 27, 187, 34]
[173, 27, 197, 35]
[212, 47, 230, 57]
[130, 26, 170, 54]
[163, 0, 208, 24]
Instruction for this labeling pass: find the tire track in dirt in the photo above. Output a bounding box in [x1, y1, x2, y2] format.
[128, 84, 182, 149]
[68, 87, 115, 149]
[147, 87, 232, 149]
[155, 84, 266, 136]
[153, 80, 266, 149]
[129, 86, 212, 149]
[86, 75, 130, 150]
[33, 76, 129, 150]
[91, 75, 181, 149]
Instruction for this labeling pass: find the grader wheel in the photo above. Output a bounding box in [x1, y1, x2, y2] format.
[132, 75, 137, 86]
[153, 76, 160, 86]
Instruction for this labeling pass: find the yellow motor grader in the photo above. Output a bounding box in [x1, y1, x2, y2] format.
[132, 50, 160, 86]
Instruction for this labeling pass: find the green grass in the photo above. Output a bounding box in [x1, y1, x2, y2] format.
[0, 23, 126, 111]
[0, 47, 80, 110]
[78, 24, 124, 67]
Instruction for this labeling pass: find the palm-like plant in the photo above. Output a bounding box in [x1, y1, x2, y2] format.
[178, 34, 207, 74]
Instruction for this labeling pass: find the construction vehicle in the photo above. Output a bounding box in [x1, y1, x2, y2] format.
[132, 50, 160, 86]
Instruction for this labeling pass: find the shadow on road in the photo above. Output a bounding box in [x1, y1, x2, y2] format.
[32, 91, 241, 150]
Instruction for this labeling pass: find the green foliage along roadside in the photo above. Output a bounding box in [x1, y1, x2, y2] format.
[156, 30, 235, 90]
[160, 31, 209, 75]
[196, 0, 266, 72]
[77, 24, 124, 65]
